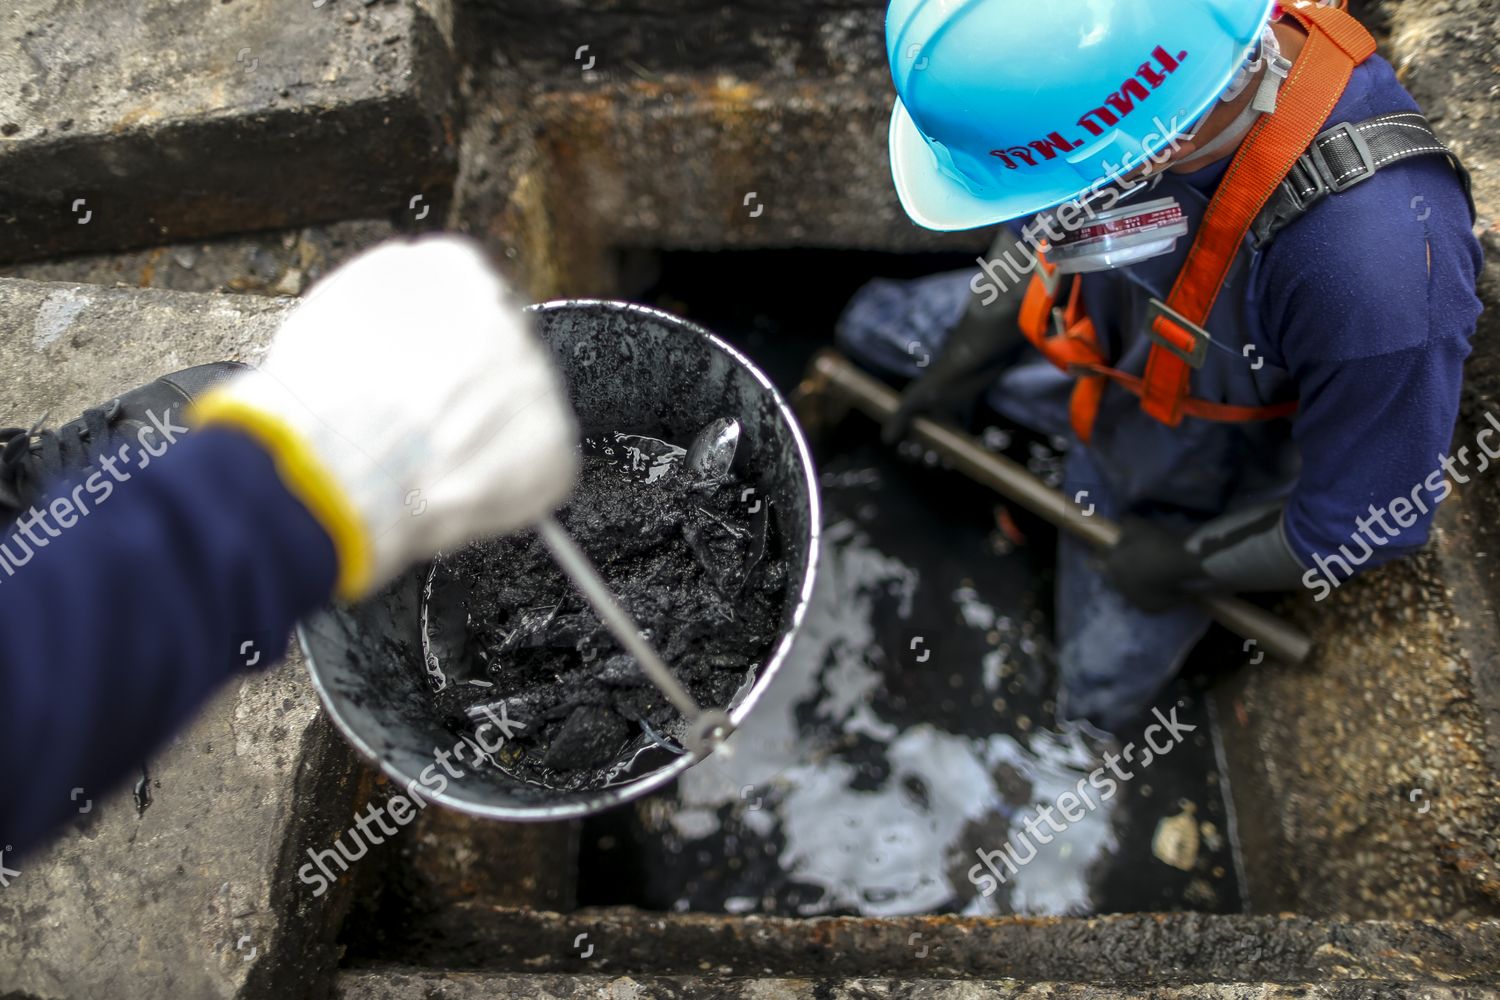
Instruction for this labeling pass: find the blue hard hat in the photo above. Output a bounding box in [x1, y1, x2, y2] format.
[887, 0, 1278, 231]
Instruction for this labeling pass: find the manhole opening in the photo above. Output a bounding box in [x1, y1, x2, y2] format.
[335, 248, 1250, 971]
[569, 247, 1247, 919]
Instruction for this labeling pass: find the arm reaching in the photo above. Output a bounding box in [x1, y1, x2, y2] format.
[0, 428, 337, 857]
[2, 235, 579, 857]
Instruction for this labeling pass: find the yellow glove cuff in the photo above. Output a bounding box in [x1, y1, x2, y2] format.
[192, 391, 374, 601]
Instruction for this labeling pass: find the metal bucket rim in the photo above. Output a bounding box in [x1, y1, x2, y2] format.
[297, 298, 821, 821]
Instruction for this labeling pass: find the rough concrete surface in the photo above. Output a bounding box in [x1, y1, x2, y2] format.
[1218, 505, 1500, 919]
[388, 811, 580, 911]
[0, 277, 364, 1000]
[461, 0, 891, 82]
[448, 0, 978, 304]
[1391, 0, 1500, 729]
[453, 77, 984, 300]
[367, 904, 1500, 985]
[1383, 0, 1499, 211]
[337, 809, 581, 961]
[0, 0, 456, 262]
[334, 970, 1500, 1000]
[0, 220, 395, 297]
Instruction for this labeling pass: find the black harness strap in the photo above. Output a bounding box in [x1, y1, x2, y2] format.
[1251, 111, 1475, 249]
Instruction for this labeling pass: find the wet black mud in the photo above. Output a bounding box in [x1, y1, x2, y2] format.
[419, 437, 790, 789]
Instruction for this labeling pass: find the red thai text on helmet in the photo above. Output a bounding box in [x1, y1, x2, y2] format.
[988, 46, 1190, 170]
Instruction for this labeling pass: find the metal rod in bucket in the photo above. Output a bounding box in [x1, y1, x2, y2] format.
[802, 349, 1313, 666]
[537, 515, 733, 757]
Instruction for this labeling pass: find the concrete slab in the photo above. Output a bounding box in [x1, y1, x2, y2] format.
[0, 0, 456, 262]
[0, 220, 395, 297]
[0, 277, 364, 1000]
[1217, 518, 1500, 918]
[334, 970, 1500, 1000]
[463, 0, 889, 83]
[396, 812, 580, 911]
[337, 808, 581, 957]
[452, 78, 984, 300]
[360, 903, 1500, 984]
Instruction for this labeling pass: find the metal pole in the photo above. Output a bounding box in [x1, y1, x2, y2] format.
[537, 516, 701, 716]
[806, 349, 1313, 666]
[537, 516, 733, 756]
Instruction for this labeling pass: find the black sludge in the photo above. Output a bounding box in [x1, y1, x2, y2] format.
[419, 430, 789, 789]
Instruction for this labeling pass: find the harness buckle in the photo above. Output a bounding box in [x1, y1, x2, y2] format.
[1050, 306, 1070, 339]
[1282, 156, 1326, 213]
[1309, 121, 1377, 194]
[1037, 259, 1061, 299]
[1145, 299, 1212, 370]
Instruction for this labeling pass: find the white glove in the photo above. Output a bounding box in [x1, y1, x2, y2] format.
[194, 235, 579, 599]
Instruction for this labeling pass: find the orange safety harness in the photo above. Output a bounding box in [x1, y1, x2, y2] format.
[1016, 1, 1375, 445]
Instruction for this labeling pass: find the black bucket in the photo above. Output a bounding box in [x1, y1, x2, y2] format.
[297, 300, 821, 820]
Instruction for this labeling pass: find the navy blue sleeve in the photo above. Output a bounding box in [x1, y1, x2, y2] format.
[1251, 145, 1483, 580]
[0, 427, 338, 858]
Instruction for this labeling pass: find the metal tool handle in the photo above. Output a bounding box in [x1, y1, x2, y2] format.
[805, 349, 1313, 666]
[537, 516, 732, 756]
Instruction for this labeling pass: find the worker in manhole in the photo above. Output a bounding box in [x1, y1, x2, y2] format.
[0, 236, 579, 856]
[840, 0, 1482, 732]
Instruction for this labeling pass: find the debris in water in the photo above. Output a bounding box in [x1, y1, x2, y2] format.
[1152, 802, 1200, 871]
[420, 422, 790, 790]
[132, 765, 153, 817]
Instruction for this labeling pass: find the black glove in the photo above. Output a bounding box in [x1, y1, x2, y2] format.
[1103, 504, 1306, 613]
[882, 286, 1029, 445]
[1101, 518, 1207, 613]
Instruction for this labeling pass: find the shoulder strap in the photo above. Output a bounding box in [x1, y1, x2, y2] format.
[1251, 112, 1476, 248]
[1139, 2, 1376, 428]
